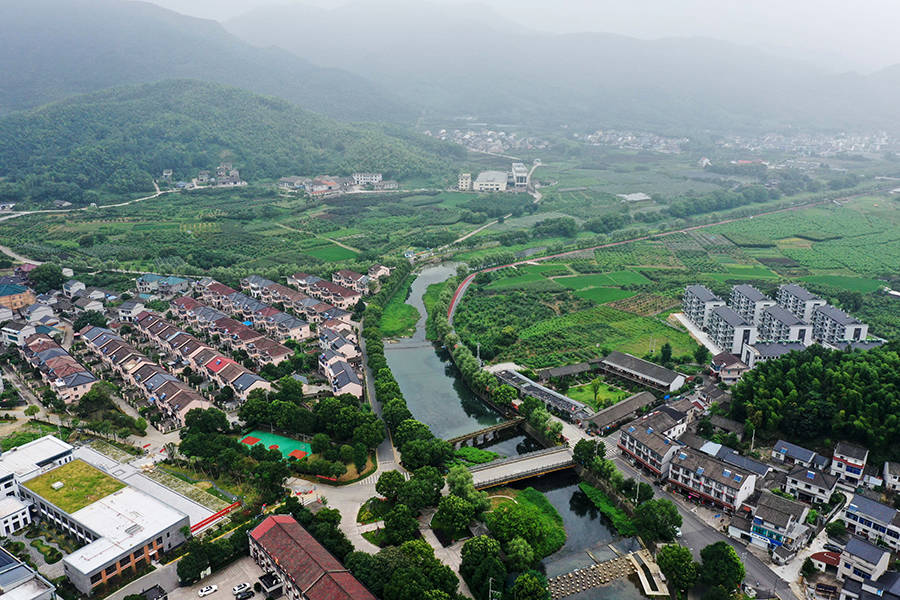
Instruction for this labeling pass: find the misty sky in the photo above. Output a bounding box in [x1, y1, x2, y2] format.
[145, 0, 900, 73]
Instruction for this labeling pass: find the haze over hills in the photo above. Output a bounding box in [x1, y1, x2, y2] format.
[226, 0, 900, 133]
[0, 0, 411, 122]
[0, 80, 462, 201]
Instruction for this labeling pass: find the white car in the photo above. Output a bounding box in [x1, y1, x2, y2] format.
[674, 527, 682, 538]
[232, 584, 250, 596]
[199, 586, 218, 597]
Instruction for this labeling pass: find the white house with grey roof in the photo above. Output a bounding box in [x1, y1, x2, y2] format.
[784, 465, 838, 504]
[758, 305, 812, 344]
[741, 341, 807, 368]
[707, 306, 757, 354]
[729, 284, 776, 326]
[682, 285, 725, 329]
[831, 441, 869, 490]
[884, 462, 900, 492]
[812, 305, 869, 345]
[842, 494, 900, 551]
[771, 439, 824, 469]
[839, 537, 891, 582]
[667, 447, 756, 511]
[776, 284, 826, 322]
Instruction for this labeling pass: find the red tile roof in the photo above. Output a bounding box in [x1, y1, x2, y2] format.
[173, 296, 201, 310]
[313, 281, 360, 298]
[205, 356, 238, 373]
[250, 516, 375, 600]
[206, 282, 237, 296]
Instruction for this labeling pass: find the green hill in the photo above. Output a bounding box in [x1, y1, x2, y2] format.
[0, 80, 463, 203]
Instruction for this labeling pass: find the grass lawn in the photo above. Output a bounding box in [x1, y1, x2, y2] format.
[567, 382, 630, 411]
[24, 460, 125, 513]
[361, 529, 388, 547]
[574, 287, 636, 305]
[556, 274, 616, 289]
[800, 274, 885, 293]
[303, 243, 357, 261]
[357, 497, 392, 524]
[380, 274, 420, 337]
[486, 272, 562, 291]
[606, 270, 651, 285]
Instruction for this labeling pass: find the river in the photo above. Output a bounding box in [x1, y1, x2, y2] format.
[387, 265, 645, 599]
[384, 264, 503, 440]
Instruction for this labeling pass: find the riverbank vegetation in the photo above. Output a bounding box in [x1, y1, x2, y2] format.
[379, 274, 420, 337]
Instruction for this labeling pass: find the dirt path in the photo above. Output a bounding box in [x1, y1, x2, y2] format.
[274, 222, 361, 253]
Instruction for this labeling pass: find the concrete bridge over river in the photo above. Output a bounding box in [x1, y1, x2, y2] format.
[468, 446, 575, 489]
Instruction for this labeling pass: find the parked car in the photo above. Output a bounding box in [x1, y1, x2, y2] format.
[824, 543, 843, 553]
[232, 584, 250, 596]
[199, 586, 218, 598]
[235, 591, 254, 600]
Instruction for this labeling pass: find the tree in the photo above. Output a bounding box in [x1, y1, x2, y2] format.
[183, 407, 229, 434]
[634, 499, 682, 542]
[384, 504, 419, 546]
[700, 542, 745, 591]
[73, 310, 107, 331]
[660, 342, 673, 365]
[446, 465, 489, 514]
[826, 520, 847, 537]
[432, 495, 474, 538]
[492, 384, 517, 407]
[311, 433, 331, 455]
[694, 345, 710, 365]
[511, 571, 550, 600]
[27, 264, 65, 294]
[460, 536, 502, 583]
[657, 544, 698, 594]
[376, 470, 406, 503]
[702, 585, 733, 600]
[801, 557, 817, 578]
[573, 439, 603, 466]
[506, 536, 535, 571]
[24, 405, 39, 419]
[590, 377, 602, 405]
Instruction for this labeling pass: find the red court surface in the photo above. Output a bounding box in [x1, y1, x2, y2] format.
[289, 450, 308, 459]
[241, 436, 260, 445]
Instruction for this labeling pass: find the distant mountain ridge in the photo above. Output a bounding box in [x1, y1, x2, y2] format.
[226, 0, 900, 133]
[0, 80, 462, 199]
[0, 0, 411, 122]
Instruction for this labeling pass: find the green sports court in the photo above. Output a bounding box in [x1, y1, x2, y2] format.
[240, 430, 311, 460]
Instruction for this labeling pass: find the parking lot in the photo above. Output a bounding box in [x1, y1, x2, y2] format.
[169, 557, 263, 600]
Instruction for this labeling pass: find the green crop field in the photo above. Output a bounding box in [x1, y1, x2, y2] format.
[573, 287, 635, 304]
[303, 243, 357, 261]
[606, 270, 651, 285]
[486, 272, 562, 291]
[556, 274, 616, 289]
[24, 460, 125, 513]
[800, 275, 885, 293]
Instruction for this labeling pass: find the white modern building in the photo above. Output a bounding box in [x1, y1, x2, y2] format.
[776, 284, 826, 322]
[472, 170, 508, 192]
[741, 341, 807, 368]
[511, 162, 528, 190]
[812, 305, 869, 345]
[352, 173, 382, 185]
[457, 173, 472, 191]
[708, 306, 757, 354]
[758, 305, 812, 344]
[682, 285, 725, 329]
[729, 285, 776, 326]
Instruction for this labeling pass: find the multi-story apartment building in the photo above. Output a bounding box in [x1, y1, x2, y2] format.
[667, 447, 756, 511]
[784, 466, 838, 504]
[250, 516, 376, 600]
[812, 305, 869, 345]
[352, 172, 382, 185]
[831, 441, 869, 490]
[511, 162, 528, 190]
[884, 462, 900, 493]
[776, 284, 826, 322]
[842, 494, 900, 551]
[457, 173, 472, 191]
[617, 410, 685, 477]
[682, 285, 725, 329]
[729, 284, 776, 326]
[758, 305, 812, 344]
[707, 306, 757, 354]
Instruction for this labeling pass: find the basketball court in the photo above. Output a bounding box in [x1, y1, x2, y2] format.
[240, 430, 312, 460]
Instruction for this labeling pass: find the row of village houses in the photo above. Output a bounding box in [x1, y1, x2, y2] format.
[614, 400, 900, 573]
[277, 172, 399, 196]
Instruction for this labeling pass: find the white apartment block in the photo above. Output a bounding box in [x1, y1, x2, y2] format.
[776, 284, 826, 322]
[708, 306, 757, 354]
[683, 285, 725, 329]
[511, 162, 528, 189]
[458, 173, 472, 191]
[812, 305, 869, 345]
[729, 284, 776, 326]
[842, 494, 900, 552]
[831, 441, 869, 490]
[838, 537, 890, 583]
[758, 305, 812, 344]
[352, 173, 382, 185]
[667, 447, 756, 511]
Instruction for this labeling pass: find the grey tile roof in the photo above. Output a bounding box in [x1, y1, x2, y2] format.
[835, 441, 868, 461]
[774, 440, 816, 463]
[711, 306, 749, 327]
[815, 304, 860, 326]
[749, 342, 807, 358]
[671, 447, 752, 490]
[686, 285, 721, 302]
[845, 536, 889, 565]
[780, 284, 820, 301]
[755, 491, 807, 529]
[787, 464, 837, 491]
[733, 284, 770, 302]
[716, 447, 770, 477]
[848, 493, 896, 524]
[764, 305, 805, 326]
[602, 351, 682, 385]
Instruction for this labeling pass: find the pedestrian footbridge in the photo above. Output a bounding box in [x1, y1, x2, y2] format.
[468, 446, 574, 489]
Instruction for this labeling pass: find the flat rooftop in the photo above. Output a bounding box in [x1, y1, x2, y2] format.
[0, 435, 72, 481]
[65, 486, 187, 575]
[475, 170, 508, 184]
[23, 459, 125, 513]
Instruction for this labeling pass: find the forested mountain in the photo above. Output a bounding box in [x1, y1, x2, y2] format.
[227, 0, 900, 133]
[0, 0, 409, 122]
[730, 343, 900, 462]
[0, 80, 463, 202]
